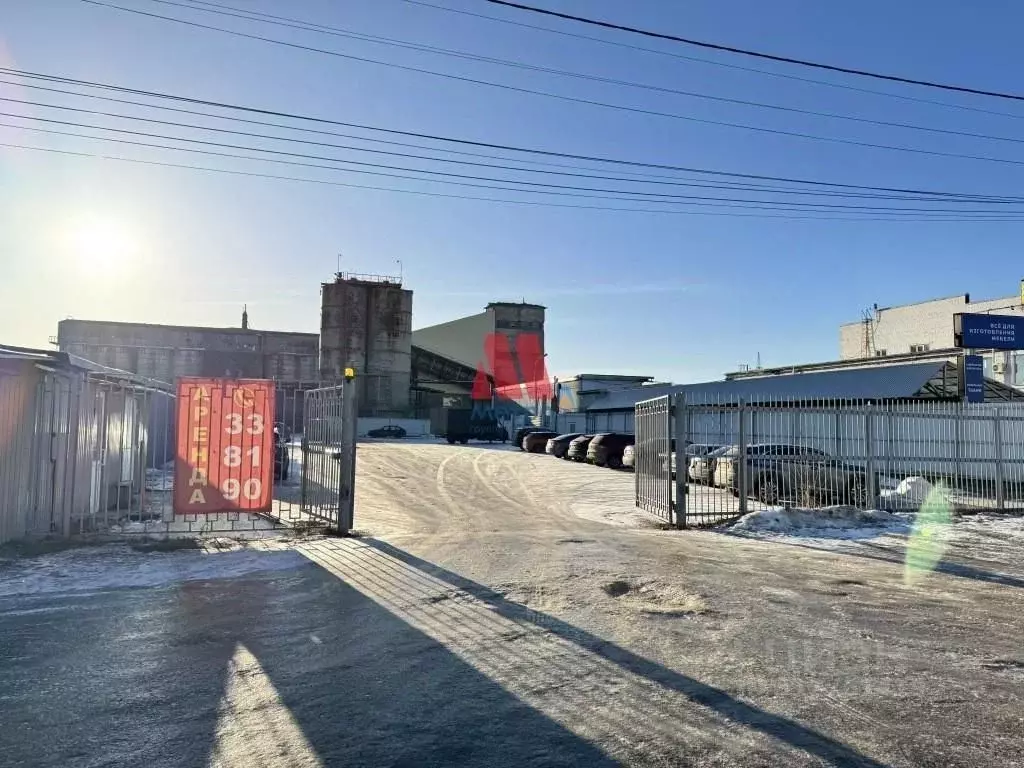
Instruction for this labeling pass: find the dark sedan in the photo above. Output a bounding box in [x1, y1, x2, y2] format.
[367, 424, 407, 439]
[587, 433, 635, 469]
[522, 430, 559, 453]
[545, 433, 583, 458]
[566, 435, 595, 462]
[723, 446, 876, 507]
[513, 426, 541, 450]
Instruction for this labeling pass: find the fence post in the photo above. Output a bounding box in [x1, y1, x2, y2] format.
[737, 399, 748, 517]
[674, 395, 688, 529]
[663, 397, 673, 522]
[864, 403, 877, 510]
[337, 376, 359, 534]
[633, 404, 640, 508]
[954, 404, 965, 490]
[994, 407, 1005, 511]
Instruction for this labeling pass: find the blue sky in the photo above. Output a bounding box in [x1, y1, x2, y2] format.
[3, 0, 1024, 382]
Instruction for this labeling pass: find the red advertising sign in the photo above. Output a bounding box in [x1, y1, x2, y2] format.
[173, 378, 275, 514]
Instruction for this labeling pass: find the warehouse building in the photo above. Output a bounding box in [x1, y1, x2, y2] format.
[582, 361, 1023, 434]
[552, 373, 654, 433]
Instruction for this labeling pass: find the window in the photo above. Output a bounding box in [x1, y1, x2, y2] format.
[909, 343, 930, 354]
[1014, 352, 1024, 387]
[874, 349, 887, 357]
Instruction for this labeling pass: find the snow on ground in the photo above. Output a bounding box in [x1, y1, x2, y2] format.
[731, 505, 903, 535]
[0, 544, 307, 598]
[727, 505, 914, 552]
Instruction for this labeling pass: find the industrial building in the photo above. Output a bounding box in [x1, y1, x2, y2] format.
[411, 299, 548, 416]
[56, 313, 319, 385]
[54, 272, 550, 423]
[412, 301, 546, 375]
[552, 374, 655, 433]
[836, 290, 1024, 389]
[320, 273, 414, 415]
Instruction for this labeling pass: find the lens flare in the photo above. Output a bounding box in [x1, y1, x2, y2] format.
[904, 483, 953, 585]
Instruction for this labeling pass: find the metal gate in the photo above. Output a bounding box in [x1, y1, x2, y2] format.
[299, 380, 358, 533]
[635, 395, 675, 524]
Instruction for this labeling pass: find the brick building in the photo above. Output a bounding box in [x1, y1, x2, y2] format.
[838, 291, 1024, 388]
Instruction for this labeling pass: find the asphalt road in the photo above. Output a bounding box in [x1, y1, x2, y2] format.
[2, 442, 1024, 767]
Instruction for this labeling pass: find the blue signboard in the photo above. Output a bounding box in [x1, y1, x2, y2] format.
[955, 313, 1024, 350]
[963, 354, 985, 403]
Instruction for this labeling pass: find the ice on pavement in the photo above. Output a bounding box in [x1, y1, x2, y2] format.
[0, 544, 307, 598]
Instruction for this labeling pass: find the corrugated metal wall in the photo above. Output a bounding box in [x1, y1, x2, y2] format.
[0, 361, 40, 544]
[1, 359, 170, 544]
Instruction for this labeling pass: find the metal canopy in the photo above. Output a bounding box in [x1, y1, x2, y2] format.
[589, 361, 1024, 411]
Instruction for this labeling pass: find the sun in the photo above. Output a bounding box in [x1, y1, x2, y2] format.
[65, 214, 138, 267]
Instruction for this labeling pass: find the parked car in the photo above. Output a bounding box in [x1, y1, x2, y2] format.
[712, 443, 875, 506]
[688, 445, 732, 484]
[664, 442, 719, 478]
[727, 448, 876, 507]
[587, 432, 635, 469]
[545, 433, 583, 459]
[513, 426, 541, 450]
[622, 443, 635, 471]
[273, 426, 289, 482]
[523, 430, 559, 453]
[367, 424, 407, 439]
[713, 444, 820, 489]
[566, 434, 595, 462]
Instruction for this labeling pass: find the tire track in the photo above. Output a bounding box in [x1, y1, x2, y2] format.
[472, 451, 533, 513]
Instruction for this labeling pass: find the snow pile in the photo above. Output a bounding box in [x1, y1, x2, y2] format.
[879, 476, 943, 511]
[731, 505, 897, 534]
[0, 544, 308, 597]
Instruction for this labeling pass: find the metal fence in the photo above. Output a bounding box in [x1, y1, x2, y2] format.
[269, 383, 357, 532]
[0, 361, 358, 543]
[634, 396, 674, 524]
[636, 393, 1024, 527]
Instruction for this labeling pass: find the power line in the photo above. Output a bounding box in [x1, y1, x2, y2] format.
[0, 77, 723, 184]
[9, 95, 1013, 204]
[6, 140, 1020, 222]
[483, 0, 1024, 103]
[6, 115, 1023, 217]
[3, 66, 1018, 203]
[401, 0, 1024, 123]
[145, 0, 1024, 150]
[77, 1, 1024, 168]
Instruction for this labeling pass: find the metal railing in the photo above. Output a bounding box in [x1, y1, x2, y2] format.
[636, 393, 1024, 527]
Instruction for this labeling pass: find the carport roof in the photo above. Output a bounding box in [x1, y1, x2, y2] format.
[584, 361, 1022, 410]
